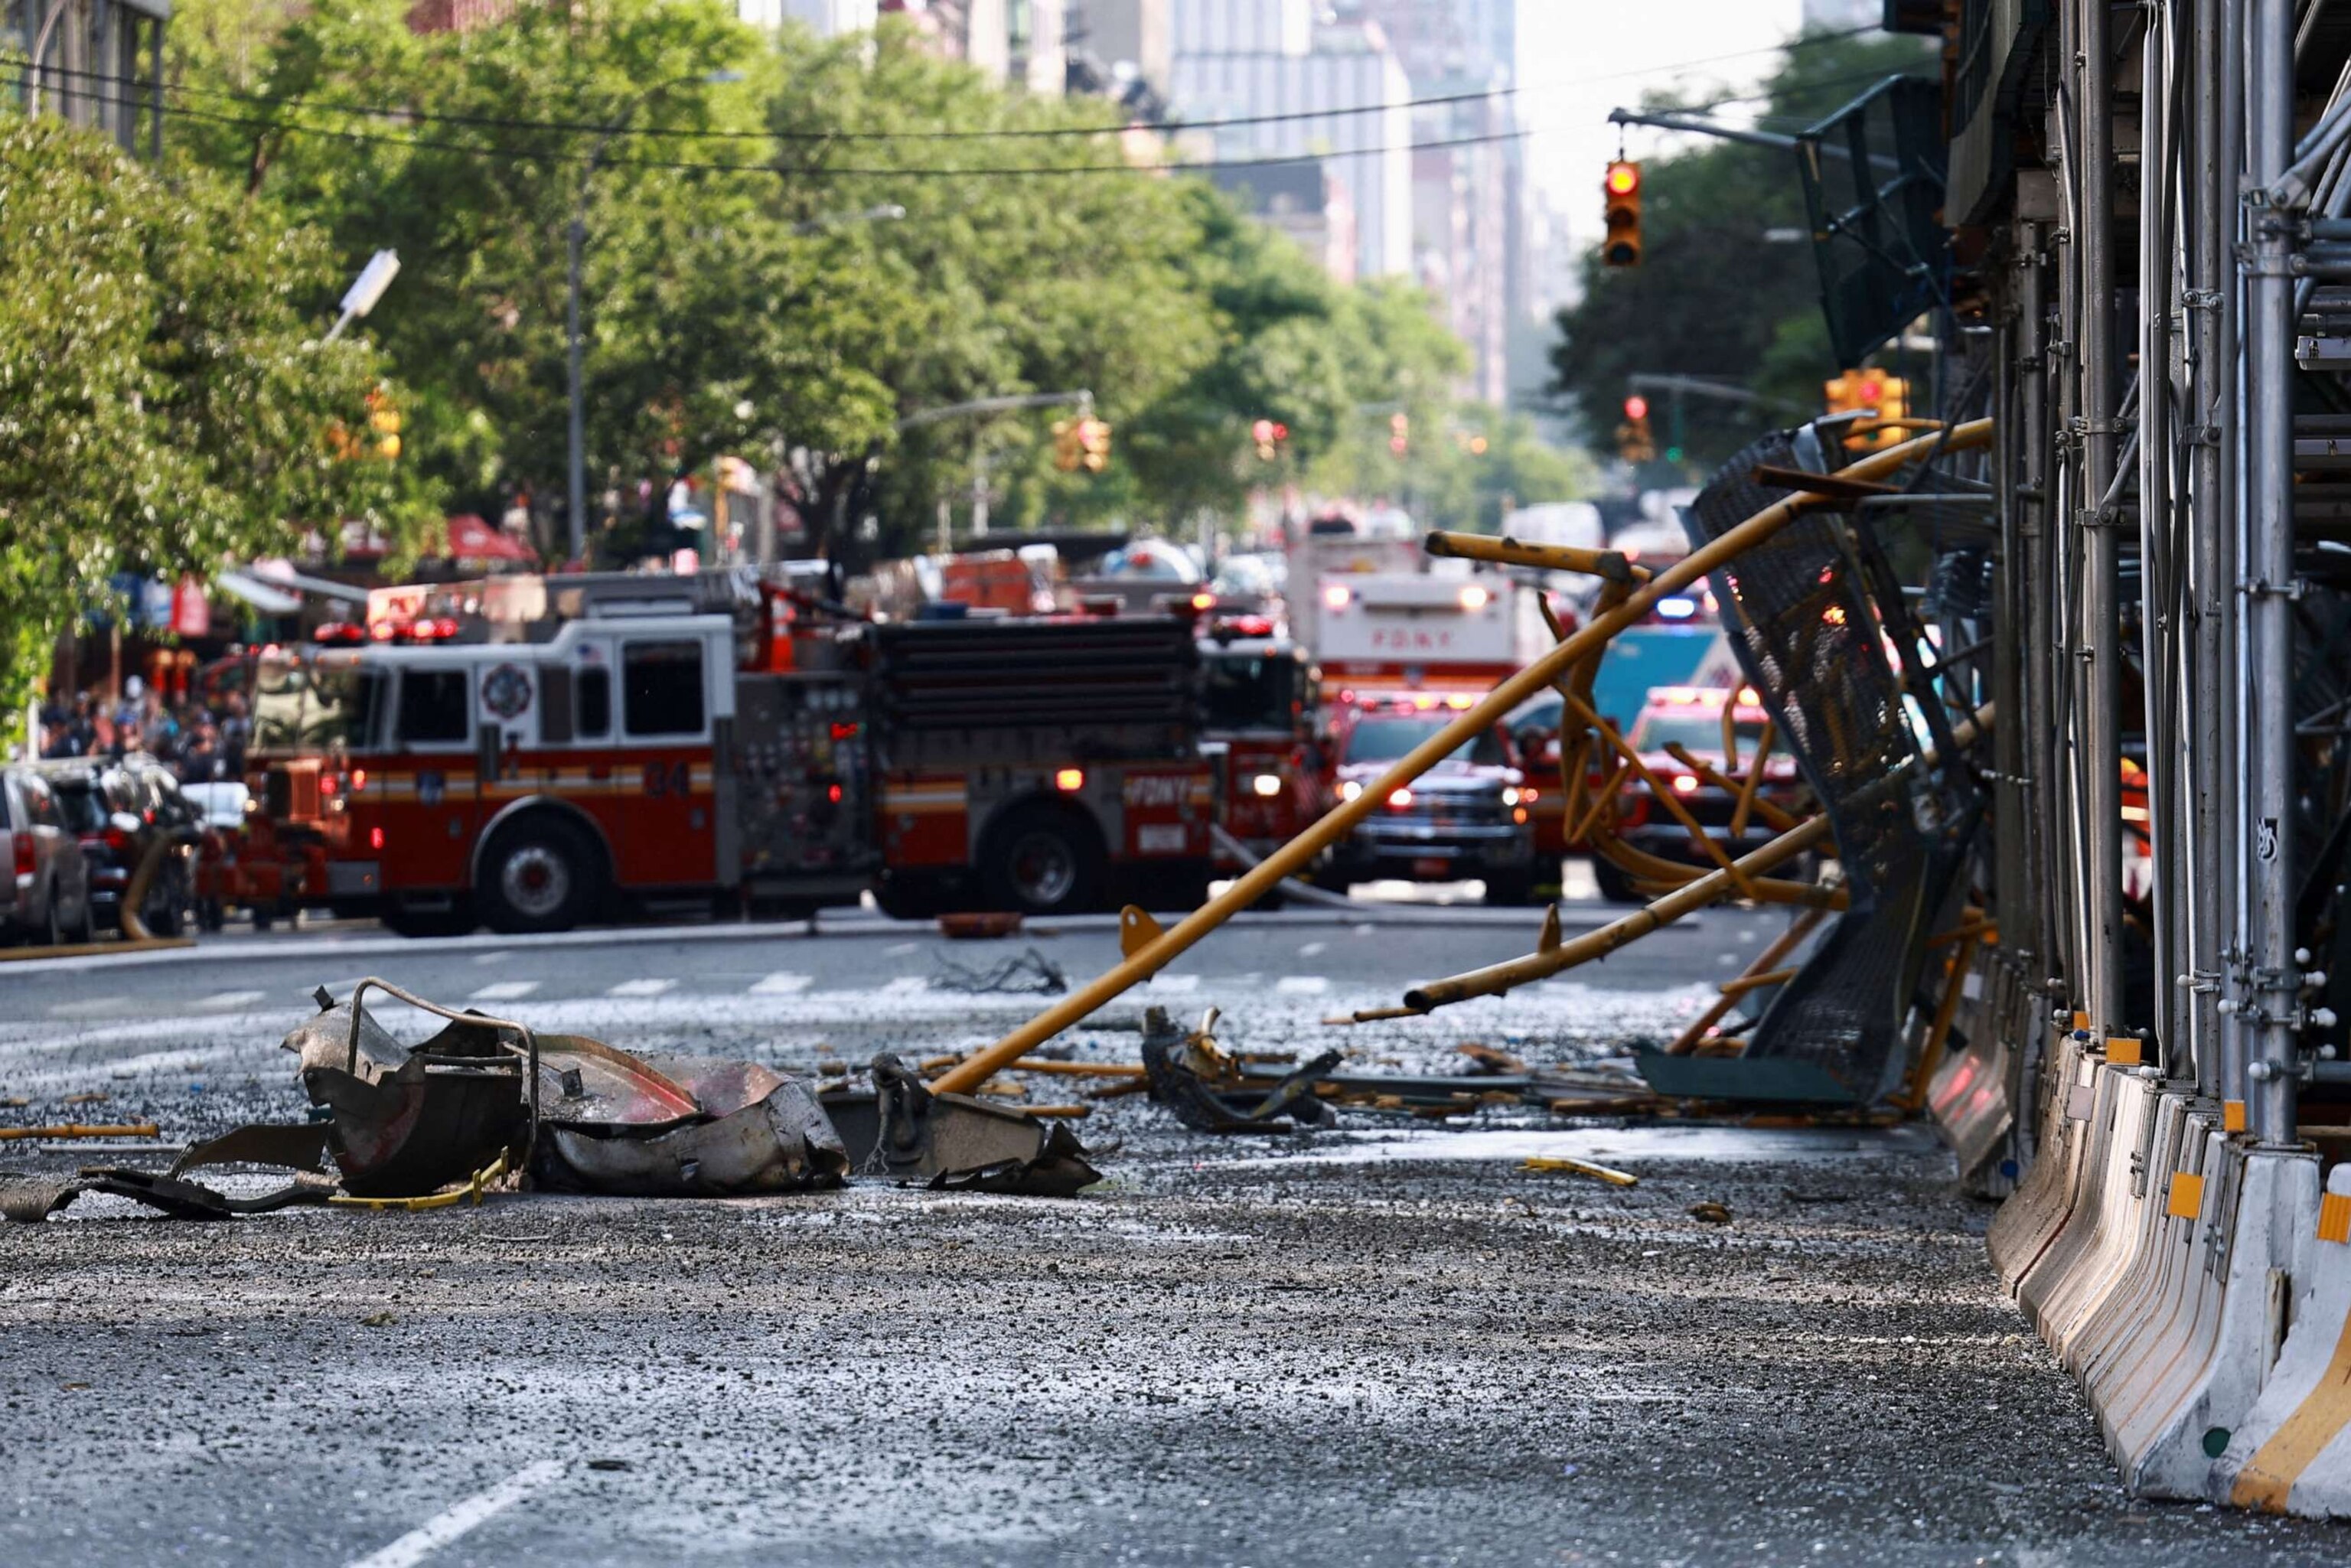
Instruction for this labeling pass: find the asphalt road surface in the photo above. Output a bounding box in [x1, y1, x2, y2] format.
[4, 899, 2350, 1566]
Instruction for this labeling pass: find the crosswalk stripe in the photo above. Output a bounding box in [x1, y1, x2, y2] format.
[605, 978, 675, 998]
[1298, 941, 1328, 957]
[881, 976, 929, 996]
[1151, 974, 1201, 993]
[470, 980, 540, 1001]
[195, 989, 268, 1010]
[750, 973, 813, 996]
[1274, 976, 1329, 996]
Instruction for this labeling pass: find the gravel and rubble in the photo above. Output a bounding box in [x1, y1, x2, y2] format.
[6, 927, 2351, 1564]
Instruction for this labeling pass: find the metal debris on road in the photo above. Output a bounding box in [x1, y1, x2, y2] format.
[0, 1123, 161, 1142]
[1518, 1156, 1640, 1188]
[1140, 1006, 1340, 1134]
[928, 944, 1068, 995]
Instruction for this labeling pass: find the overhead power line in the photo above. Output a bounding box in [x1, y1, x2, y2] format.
[28, 69, 1541, 178]
[4, 24, 1883, 152]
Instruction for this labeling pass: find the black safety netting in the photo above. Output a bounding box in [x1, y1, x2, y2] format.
[1677, 424, 1983, 1104]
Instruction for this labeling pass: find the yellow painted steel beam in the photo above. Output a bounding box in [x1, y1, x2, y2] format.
[1397, 704, 1991, 1015]
[927, 420, 1993, 1098]
[1424, 531, 1652, 583]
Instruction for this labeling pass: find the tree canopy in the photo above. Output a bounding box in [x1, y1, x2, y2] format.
[0, 116, 429, 711]
[159, 0, 1580, 565]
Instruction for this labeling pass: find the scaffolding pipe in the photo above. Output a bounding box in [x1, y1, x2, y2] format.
[2187, 0, 2232, 1099]
[2079, 0, 2129, 1042]
[931, 422, 1994, 1095]
[2246, 0, 2304, 1141]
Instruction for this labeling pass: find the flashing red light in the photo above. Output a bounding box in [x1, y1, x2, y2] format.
[313, 622, 365, 644]
[827, 783, 844, 804]
[369, 621, 398, 641]
[368, 826, 385, 850]
[350, 768, 367, 791]
[1623, 394, 1650, 422]
[830, 721, 859, 742]
[1606, 162, 1641, 196]
[318, 774, 337, 797]
[13, 834, 32, 880]
[1270, 422, 1288, 441]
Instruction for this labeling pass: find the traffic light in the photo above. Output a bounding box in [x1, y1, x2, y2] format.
[1615, 394, 1655, 464]
[1251, 417, 1290, 461]
[1603, 160, 1642, 268]
[366, 388, 402, 461]
[1053, 418, 1083, 471]
[1823, 369, 1909, 448]
[1389, 411, 1410, 455]
[1076, 415, 1112, 472]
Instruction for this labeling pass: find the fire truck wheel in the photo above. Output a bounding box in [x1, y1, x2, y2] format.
[478, 817, 605, 934]
[1482, 869, 1538, 906]
[982, 804, 1105, 916]
[1590, 856, 1644, 905]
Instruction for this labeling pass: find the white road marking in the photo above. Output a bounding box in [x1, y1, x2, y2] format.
[881, 976, 929, 996]
[1150, 974, 1201, 993]
[344, 1459, 566, 1568]
[470, 980, 540, 1001]
[882, 941, 918, 957]
[604, 978, 674, 998]
[1298, 941, 1327, 958]
[750, 972, 813, 995]
[194, 989, 269, 1011]
[1275, 976, 1329, 996]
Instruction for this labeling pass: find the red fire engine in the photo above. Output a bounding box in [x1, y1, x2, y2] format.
[1195, 617, 1331, 869]
[238, 571, 1218, 933]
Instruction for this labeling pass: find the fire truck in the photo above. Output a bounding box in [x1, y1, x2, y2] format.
[238, 571, 1216, 933]
[1195, 616, 1329, 870]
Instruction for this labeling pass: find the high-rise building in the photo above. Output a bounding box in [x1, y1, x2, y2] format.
[1168, 0, 1413, 281]
[878, 0, 1068, 93]
[745, 0, 881, 34]
[1345, 0, 1515, 405]
[7, 0, 169, 154]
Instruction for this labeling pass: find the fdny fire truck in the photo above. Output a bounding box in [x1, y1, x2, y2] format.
[239, 571, 1216, 933]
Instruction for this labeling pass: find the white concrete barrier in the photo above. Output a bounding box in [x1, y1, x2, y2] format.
[1987, 1034, 2098, 1289]
[2014, 1063, 2154, 1335]
[2209, 1157, 2351, 1516]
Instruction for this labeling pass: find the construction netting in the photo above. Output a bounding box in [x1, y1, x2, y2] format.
[1677, 423, 1983, 1103]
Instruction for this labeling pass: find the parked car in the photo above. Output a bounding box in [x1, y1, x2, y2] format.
[1, 767, 94, 946]
[1320, 695, 1537, 905]
[31, 755, 204, 936]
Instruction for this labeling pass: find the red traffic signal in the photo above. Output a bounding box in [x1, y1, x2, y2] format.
[1623, 395, 1649, 422]
[1606, 162, 1640, 197]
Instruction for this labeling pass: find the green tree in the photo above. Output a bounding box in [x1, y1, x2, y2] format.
[0, 117, 429, 717]
[1546, 29, 1938, 474]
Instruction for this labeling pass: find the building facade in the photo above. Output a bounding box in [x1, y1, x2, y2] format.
[1168, 0, 1412, 280]
[8, 0, 169, 156]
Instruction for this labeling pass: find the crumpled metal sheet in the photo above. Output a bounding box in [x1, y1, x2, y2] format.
[282, 996, 846, 1199]
[0, 1167, 337, 1222]
[821, 1055, 1103, 1197]
[541, 1055, 847, 1195]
